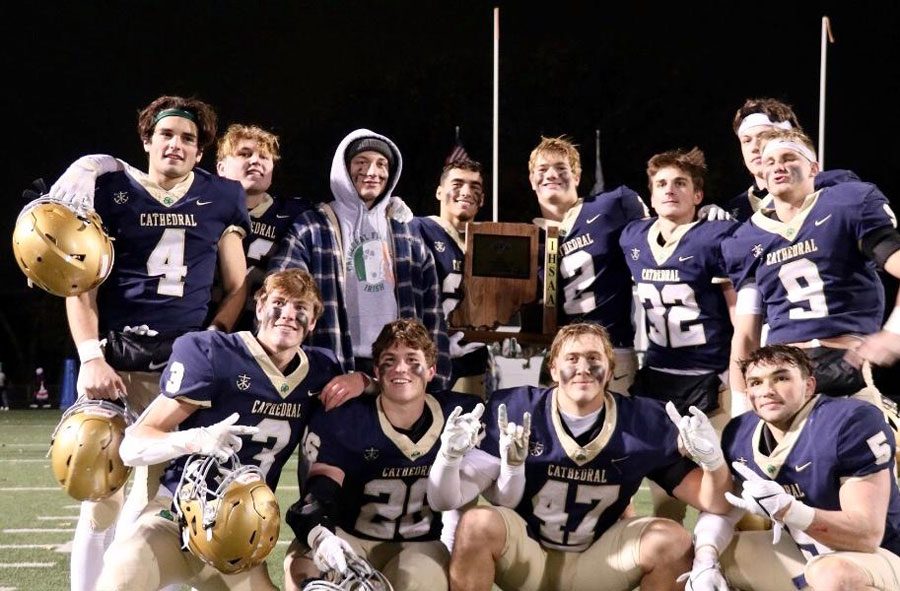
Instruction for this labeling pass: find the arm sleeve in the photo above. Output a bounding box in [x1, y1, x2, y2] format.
[427, 448, 500, 511]
[836, 404, 896, 478]
[160, 334, 216, 407]
[620, 187, 650, 221]
[721, 235, 758, 291]
[853, 184, 898, 241]
[285, 474, 342, 544]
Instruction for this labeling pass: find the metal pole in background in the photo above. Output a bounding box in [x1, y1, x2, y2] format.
[818, 16, 834, 166]
[492, 6, 500, 221]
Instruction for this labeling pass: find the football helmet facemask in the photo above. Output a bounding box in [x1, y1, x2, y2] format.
[176, 453, 280, 574]
[302, 553, 394, 591]
[49, 398, 133, 501]
[12, 196, 114, 297]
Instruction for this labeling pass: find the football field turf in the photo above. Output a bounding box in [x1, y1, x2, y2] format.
[0, 409, 673, 591]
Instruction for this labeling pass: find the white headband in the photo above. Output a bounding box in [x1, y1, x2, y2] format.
[761, 139, 817, 163]
[737, 113, 793, 136]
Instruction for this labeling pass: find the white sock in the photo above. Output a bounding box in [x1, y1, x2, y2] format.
[70, 502, 115, 591]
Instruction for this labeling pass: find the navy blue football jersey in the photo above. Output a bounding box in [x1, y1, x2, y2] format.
[480, 386, 696, 551]
[233, 194, 310, 332]
[540, 186, 648, 348]
[723, 396, 900, 559]
[409, 216, 465, 318]
[620, 219, 738, 372]
[727, 186, 769, 223]
[721, 182, 895, 344]
[726, 171, 861, 222]
[93, 166, 250, 333]
[158, 331, 342, 493]
[305, 392, 478, 542]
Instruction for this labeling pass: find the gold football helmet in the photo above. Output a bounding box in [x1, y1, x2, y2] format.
[176, 454, 280, 574]
[302, 554, 394, 591]
[49, 398, 133, 501]
[12, 197, 114, 297]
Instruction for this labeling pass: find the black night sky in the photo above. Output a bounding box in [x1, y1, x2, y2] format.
[3, 1, 899, 391]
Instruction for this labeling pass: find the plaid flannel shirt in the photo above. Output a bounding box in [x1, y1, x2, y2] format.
[269, 203, 451, 391]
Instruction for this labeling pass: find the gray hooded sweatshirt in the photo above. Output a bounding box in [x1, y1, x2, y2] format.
[328, 129, 403, 359]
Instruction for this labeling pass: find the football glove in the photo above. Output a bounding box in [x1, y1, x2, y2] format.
[498, 403, 531, 467]
[438, 403, 485, 461]
[309, 525, 356, 575]
[665, 402, 725, 471]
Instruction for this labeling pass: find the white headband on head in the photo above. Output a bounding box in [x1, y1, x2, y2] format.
[761, 139, 817, 164]
[737, 113, 793, 136]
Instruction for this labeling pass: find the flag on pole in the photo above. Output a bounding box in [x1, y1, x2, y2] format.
[590, 129, 605, 195]
[445, 125, 469, 165]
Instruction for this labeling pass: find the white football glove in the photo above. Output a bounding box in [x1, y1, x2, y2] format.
[498, 403, 531, 467]
[439, 403, 485, 461]
[665, 402, 725, 471]
[677, 547, 729, 591]
[309, 525, 356, 575]
[190, 412, 259, 462]
[697, 204, 733, 222]
[388, 195, 413, 223]
[449, 332, 485, 358]
[725, 461, 815, 544]
[48, 154, 121, 212]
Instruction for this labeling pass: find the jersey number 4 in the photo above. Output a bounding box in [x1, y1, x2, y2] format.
[147, 229, 188, 297]
[533, 480, 621, 547]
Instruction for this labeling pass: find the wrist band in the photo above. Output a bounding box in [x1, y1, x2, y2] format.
[77, 339, 103, 364]
[784, 500, 816, 531]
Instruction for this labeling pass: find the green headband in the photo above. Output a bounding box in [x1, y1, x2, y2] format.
[153, 108, 197, 125]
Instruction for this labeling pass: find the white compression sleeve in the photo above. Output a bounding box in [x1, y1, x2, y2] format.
[427, 448, 499, 511]
[118, 426, 200, 467]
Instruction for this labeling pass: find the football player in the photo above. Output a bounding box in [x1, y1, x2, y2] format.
[94, 269, 368, 590]
[213, 124, 310, 332]
[409, 158, 489, 395]
[727, 98, 801, 221]
[439, 323, 733, 591]
[722, 128, 900, 406]
[620, 148, 738, 521]
[47, 95, 251, 591]
[530, 136, 648, 395]
[683, 345, 900, 590]
[727, 98, 861, 223]
[282, 319, 481, 591]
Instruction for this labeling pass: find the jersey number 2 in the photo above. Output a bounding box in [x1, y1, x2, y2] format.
[355, 479, 432, 540]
